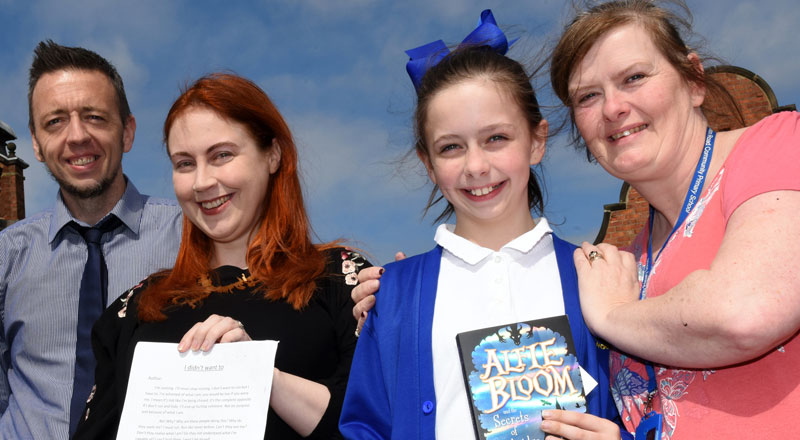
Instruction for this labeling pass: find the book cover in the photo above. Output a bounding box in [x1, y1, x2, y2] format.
[455, 315, 586, 440]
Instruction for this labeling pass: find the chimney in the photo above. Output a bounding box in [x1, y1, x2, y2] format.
[0, 120, 29, 230]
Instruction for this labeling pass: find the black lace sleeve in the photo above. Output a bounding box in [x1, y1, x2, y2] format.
[306, 247, 371, 438]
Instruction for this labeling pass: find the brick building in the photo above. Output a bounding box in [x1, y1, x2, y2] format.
[0, 120, 28, 231]
[594, 66, 796, 247]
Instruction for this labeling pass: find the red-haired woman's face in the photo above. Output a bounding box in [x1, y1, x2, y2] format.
[168, 107, 280, 260]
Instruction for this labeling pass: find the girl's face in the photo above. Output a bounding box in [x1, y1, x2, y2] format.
[422, 78, 546, 239]
[168, 107, 280, 254]
[568, 23, 705, 183]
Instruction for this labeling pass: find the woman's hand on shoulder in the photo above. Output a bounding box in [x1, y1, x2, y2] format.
[541, 409, 621, 440]
[573, 243, 640, 336]
[351, 251, 406, 335]
[352, 266, 382, 318]
[177, 314, 251, 353]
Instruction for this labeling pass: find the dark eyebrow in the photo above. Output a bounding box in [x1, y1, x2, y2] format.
[616, 62, 653, 79]
[169, 142, 238, 160]
[432, 134, 460, 145]
[478, 123, 515, 135]
[431, 123, 517, 145]
[568, 61, 654, 97]
[40, 106, 111, 119]
[80, 106, 109, 113]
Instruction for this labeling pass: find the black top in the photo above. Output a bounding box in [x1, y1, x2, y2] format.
[73, 248, 369, 439]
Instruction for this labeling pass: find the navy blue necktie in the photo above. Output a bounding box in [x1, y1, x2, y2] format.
[68, 215, 122, 435]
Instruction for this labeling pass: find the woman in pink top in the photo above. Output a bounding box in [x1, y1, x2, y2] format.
[550, 1, 800, 438]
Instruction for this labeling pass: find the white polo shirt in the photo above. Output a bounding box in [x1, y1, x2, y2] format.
[431, 219, 565, 439]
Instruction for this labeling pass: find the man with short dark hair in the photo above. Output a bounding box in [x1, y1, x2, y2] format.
[0, 40, 182, 438]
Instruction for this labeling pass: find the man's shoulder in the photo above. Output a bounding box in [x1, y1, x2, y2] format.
[0, 210, 56, 277]
[140, 194, 180, 210]
[139, 194, 182, 219]
[0, 209, 54, 243]
[129, 194, 182, 250]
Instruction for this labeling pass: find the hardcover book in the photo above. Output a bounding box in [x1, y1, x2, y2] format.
[455, 315, 586, 440]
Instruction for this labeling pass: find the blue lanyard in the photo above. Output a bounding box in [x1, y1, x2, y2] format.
[639, 126, 716, 405]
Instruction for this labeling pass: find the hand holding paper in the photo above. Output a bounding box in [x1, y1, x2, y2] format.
[177, 314, 251, 352]
[117, 340, 277, 440]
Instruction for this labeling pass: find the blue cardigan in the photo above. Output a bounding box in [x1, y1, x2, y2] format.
[340, 235, 628, 439]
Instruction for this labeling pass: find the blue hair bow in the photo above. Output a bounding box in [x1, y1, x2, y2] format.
[405, 9, 517, 91]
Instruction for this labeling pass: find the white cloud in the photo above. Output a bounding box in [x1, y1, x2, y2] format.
[292, 0, 378, 15]
[278, 110, 436, 263]
[288, 111, 425, 201]
[0, 62, 32, 132]
[30, 0, 178, 46]
[88, 38, 149, 94]
[711, 1, 800, 94]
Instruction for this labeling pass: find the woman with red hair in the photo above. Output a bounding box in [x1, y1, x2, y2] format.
[74, 73, 369, 439]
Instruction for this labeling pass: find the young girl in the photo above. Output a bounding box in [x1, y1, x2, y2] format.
[340, 10, 625, 440]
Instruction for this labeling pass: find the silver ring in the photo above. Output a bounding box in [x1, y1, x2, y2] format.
[588, 250, 604, 263]
[235, 320, 245, 331]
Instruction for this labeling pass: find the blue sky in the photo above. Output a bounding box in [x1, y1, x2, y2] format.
[1, 0, 798, 264]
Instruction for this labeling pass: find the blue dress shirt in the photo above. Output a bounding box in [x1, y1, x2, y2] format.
[0, 178, 182, 439]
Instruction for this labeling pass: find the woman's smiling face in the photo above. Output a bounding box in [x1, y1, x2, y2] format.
[168, 106, 280, 252]
[568, 23, 705, 182]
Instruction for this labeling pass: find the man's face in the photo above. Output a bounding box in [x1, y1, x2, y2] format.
[30, 69, 134, 199]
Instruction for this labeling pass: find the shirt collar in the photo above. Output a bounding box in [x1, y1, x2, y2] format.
[434, 218, 553, 266]
[48, 176, 148, 243]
